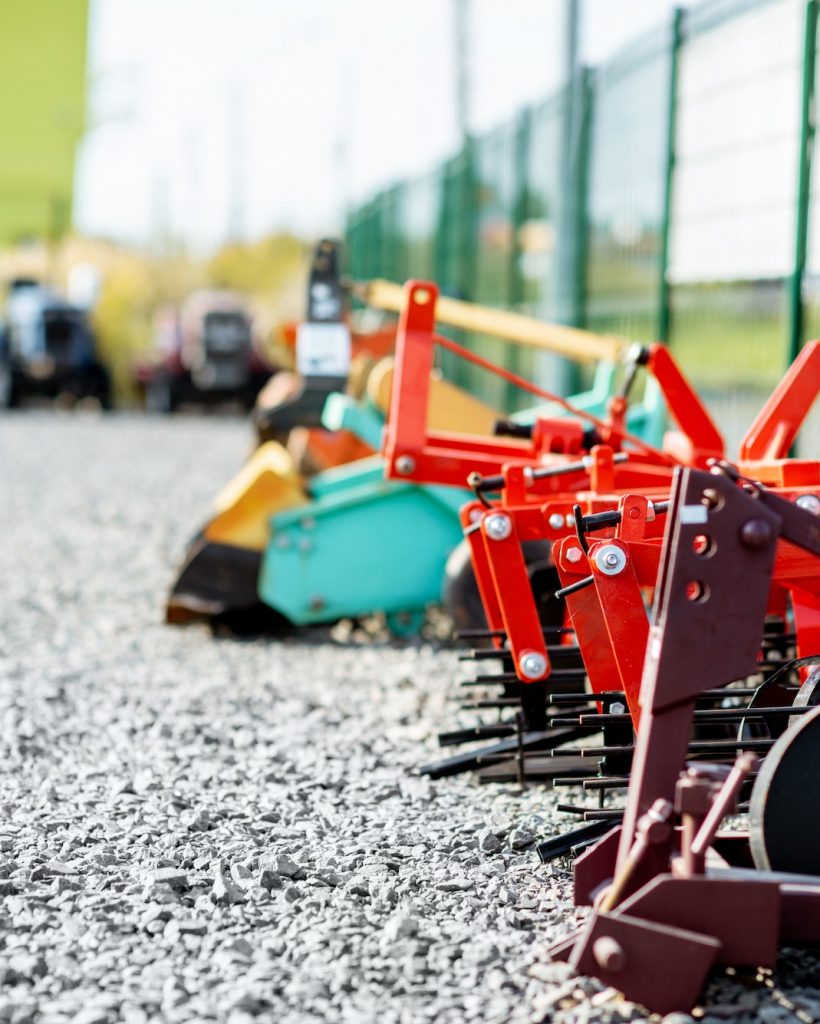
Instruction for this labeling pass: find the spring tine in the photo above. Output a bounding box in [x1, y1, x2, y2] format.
[548, 690, 625, 703]
[536, 820, 613, 862]
[557, 737, 776, 758]
[576, 705, 812, 726]
[419, 728, 580, 779]
[476, 754, 595, 784]
[438, 723, 517, 746]
[459, 649, 514, 663]
[555, 804, 623, 820]
[455, 626, 575, 641]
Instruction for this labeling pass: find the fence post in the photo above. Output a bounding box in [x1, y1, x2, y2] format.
[574, 67, 593, 333]
[434, 161, 450, 289]
[657, 7, 683, 345]
[553, 66, 592, 395]
[510, 109, 531, 311]
[459, 137, 478, 303]
[788, 0, 818, 363]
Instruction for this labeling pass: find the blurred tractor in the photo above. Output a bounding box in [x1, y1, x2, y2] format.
[0, 278, 111, 409]
[136, 290, 270, 412]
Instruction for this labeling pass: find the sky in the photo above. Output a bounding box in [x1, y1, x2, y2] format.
[74, 0, 687, 250]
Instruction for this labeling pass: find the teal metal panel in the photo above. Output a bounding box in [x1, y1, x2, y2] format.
[259, 479, 465, 625]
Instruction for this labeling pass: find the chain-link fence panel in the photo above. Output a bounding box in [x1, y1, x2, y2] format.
[585, 24, 673, 344]
[669, 0, 804, 451]
[346, 0, 814, 438]
[513, 92, 572, 402]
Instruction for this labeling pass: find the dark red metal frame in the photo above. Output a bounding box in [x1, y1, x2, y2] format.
[549, 466, 820, 1014]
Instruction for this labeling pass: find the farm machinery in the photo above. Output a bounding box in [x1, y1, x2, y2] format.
[0, 278, 111, 408]
[252, 239, 392, 465]
[548, 461, 820, 1013]
[375, 281, 820, 1009]
[135, 289, 271, 413]
[166, 270, 666, 634]
[378, 285, 819, 823]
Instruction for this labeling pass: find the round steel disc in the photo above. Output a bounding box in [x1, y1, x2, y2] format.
[792, 665, 820, 708]
[749, 703, 820, 874]
[737, 677, 795, 742]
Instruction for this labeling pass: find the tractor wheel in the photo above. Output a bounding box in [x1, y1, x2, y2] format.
[77, 364, 112, 410]
[91, 364, 113, 410]
[443, 538, 561, 634]
[146, 375, 177, 414]
[0, 359, 16, 408]
[442, 540, 486, 635]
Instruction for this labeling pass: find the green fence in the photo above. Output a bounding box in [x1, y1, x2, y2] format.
[346, 0, 820, 448]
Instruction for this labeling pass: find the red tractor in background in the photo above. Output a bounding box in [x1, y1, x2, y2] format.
[135, 289, 273, 412]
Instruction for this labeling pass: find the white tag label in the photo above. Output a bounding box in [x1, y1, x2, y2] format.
[680, 504, 708, 525]
[296, 322, 352, 377]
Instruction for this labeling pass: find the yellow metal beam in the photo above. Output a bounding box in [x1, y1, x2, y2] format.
[354, 278, 627, 364]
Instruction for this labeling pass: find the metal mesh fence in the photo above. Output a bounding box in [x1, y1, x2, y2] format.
[346, 0, 818, 442]
[669, 0, 804, 450]
[585, 26, 672, 342]
[514, 92, 570, 403]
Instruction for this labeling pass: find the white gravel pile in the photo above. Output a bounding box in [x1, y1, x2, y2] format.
[0, 411, 818, 1024]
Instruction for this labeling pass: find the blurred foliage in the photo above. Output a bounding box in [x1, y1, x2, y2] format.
[1, 232, 310, 402]
[207, 233, 306, 299]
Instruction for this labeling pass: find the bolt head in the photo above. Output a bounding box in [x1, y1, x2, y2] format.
[565, 546, 583, 564]
[594, 544, 626, 576]
[395, 455, 416, 476]
[519, 652, 547, 679]
[740, 518, 773, 549]
[484, 513, 512, 541]
[592, 936, 626, 974]
[609, 701, 626, 715]
[796, 494, 820, 516]
[548, 513, 565, 531]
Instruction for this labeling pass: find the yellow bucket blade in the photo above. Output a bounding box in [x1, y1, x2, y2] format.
[204, 441, 308, 550]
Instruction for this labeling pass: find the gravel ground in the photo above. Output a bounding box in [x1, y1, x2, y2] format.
[1, 410, 819, 1024]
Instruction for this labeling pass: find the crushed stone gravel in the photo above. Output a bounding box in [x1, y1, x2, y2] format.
[1, 410, 818, 1024]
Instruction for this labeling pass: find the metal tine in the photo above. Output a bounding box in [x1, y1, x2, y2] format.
[571, 705, 813, 727]
[456, 698, 524, 709]
[552, 776, 630, 789]
[419, 728, 581, 779]
[455, 626, 575, 641]
[468, 669, 587, 684]
[536, 820, 612, 862]
[459, 644, 582, 662]
[548, 690, 625, 704]
[459, 650, 514, 663]
[438, 723, 517, 746]
[555, 737, 776, 758]
[549, 717, 601, 729]
[547, 686, 797, 707]
[556, 804, 623, 820]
